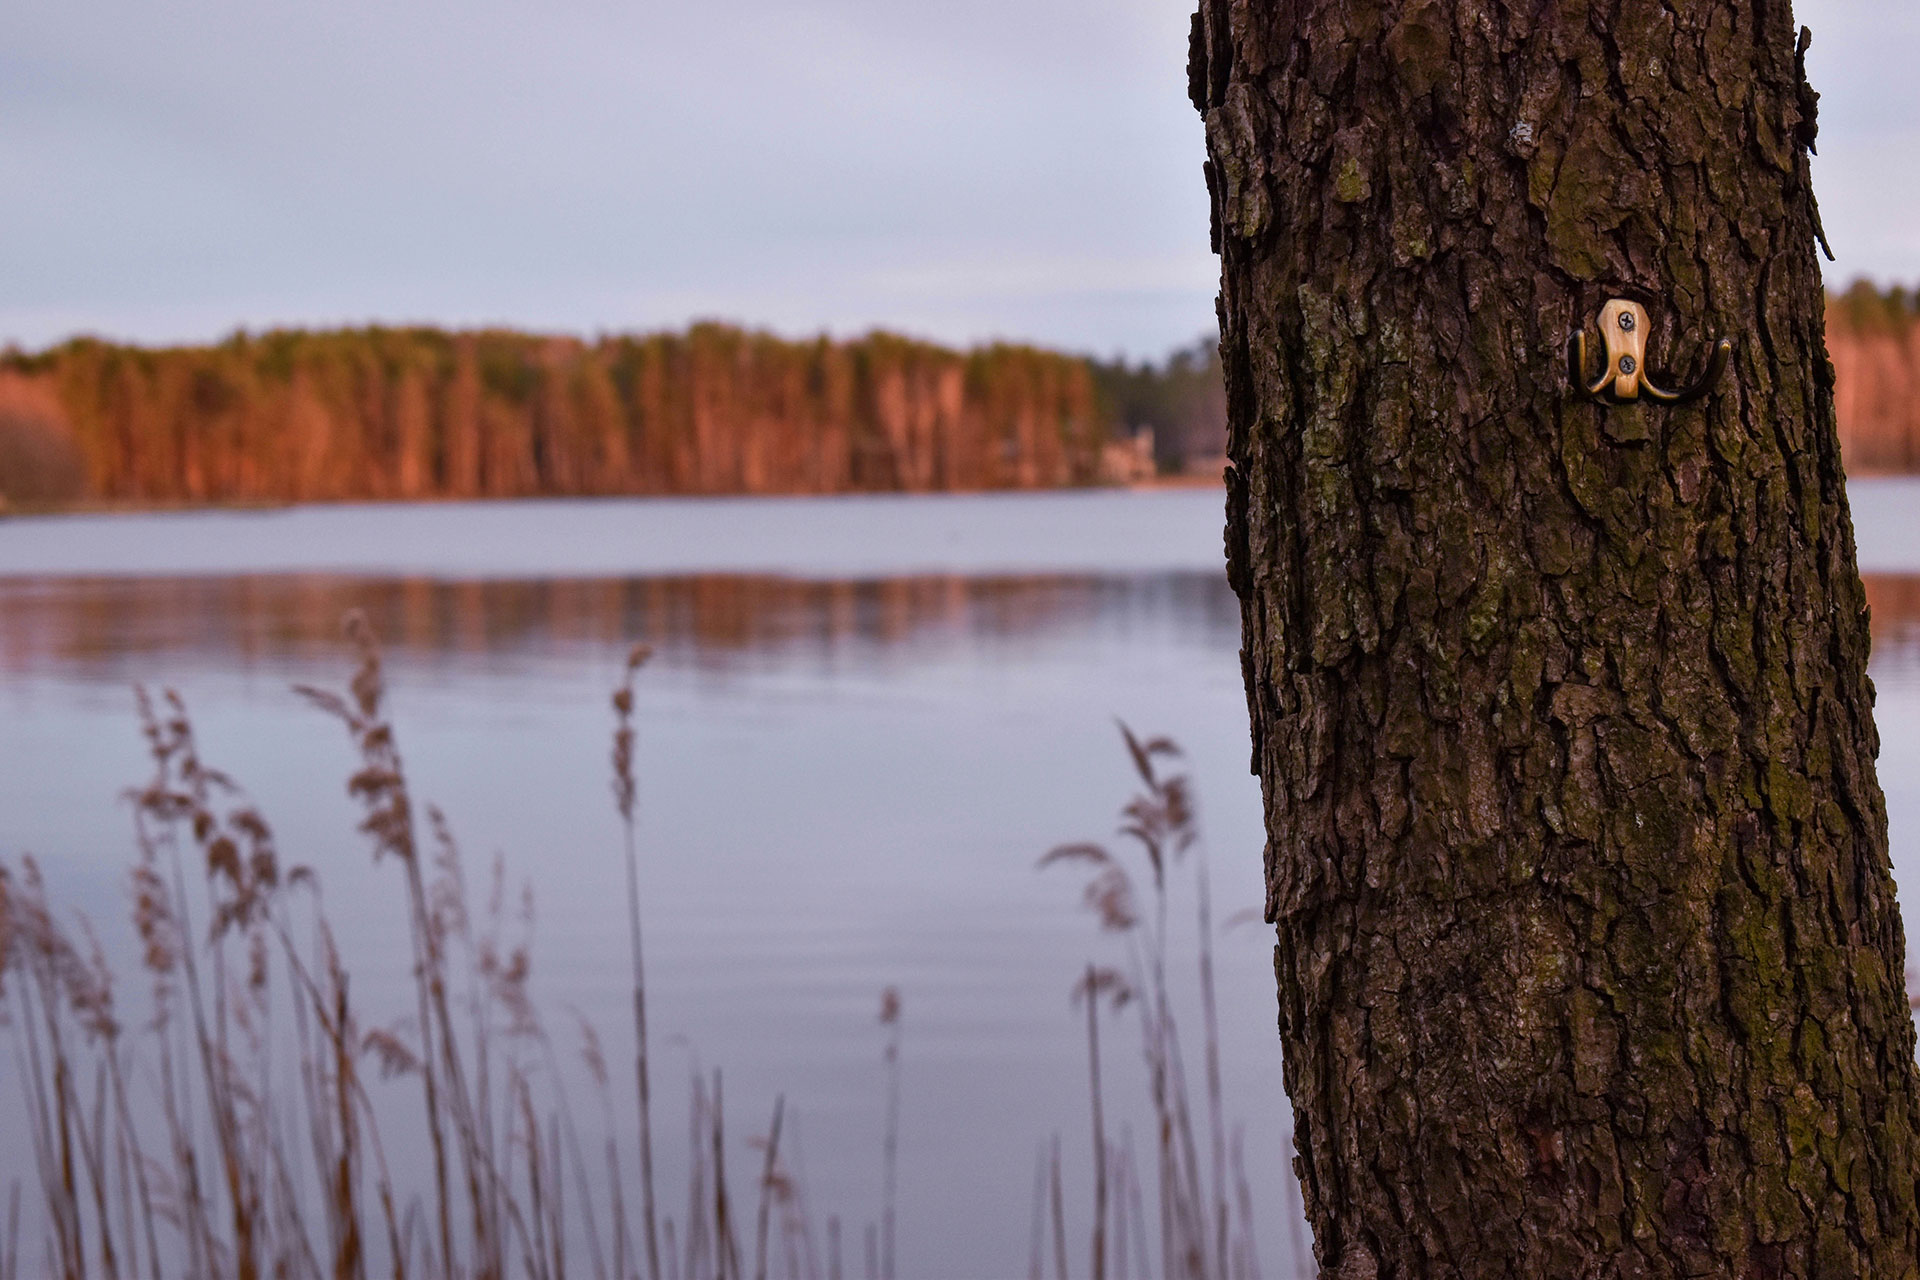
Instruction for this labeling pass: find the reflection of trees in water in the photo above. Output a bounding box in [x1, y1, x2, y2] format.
[11, 573, 1920, 681]
[1865, 576, 1920, 676]
[0, 572, 1243, 677]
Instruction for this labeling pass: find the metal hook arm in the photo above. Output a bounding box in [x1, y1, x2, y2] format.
[1566, 331, 1613, 403]
[1640, 337, 1733, 405]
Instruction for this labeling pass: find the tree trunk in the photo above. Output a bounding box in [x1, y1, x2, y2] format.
[1191, 3, 1920, 1276]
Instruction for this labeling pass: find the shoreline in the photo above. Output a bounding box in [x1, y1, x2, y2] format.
[0, 479, 1226, 522]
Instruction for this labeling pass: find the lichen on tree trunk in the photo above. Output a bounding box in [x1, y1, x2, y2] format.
[1190, 2, 1920, 1276]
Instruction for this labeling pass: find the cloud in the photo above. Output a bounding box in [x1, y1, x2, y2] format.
[1, 0, 1913, 356]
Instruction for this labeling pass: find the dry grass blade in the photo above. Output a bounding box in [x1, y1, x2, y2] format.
[0, 868, 14, 1003]
[1041, 723, 1263, 1280]
[1229, 1129, 1261, 1280]
[711, 1069, 742, 1280]
[1218, 909, 1265, 935]
[362, 1028, 422, 1081]
[1115, 721, 1179, 790]
[2, 1179, 17, 1280]
[0, 605, 1266, 1280]
[751, 1095, 784, 1280]
[575, 1010, 609, 1092]
[1083, 869, 1139, 934]
[611, 641, 662, 1280]
[1050, 1136, 1068, 1280]
[1072, 968, 1133, 1012]
[1038, 843, 1113, 870]
[1073, 964, 1128, 1280]
[877, 988, 900, 1280]
[301, 611, 475, 1275]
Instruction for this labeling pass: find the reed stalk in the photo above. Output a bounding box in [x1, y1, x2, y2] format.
[1042, 724, 1269, 1280]
[612, 644, 663, 1280]
[1229, 1129, 1261, 1280]
[3, 1179, 18, 1280]
[1049, 1135, 1069, 1280]
[687, 1072, 713, 1280]
[295, 622, 475, 1277]
[1121, 1131, 1157, 1280]
[1073, 965, 1129, 1280]
[876, 987, 900, 1280]
[0, 626, 1286, 1280]
[710, 1070, 741, 1280]
[1193, 856, 1228, 1280]
[751, 1095, 784, 1280]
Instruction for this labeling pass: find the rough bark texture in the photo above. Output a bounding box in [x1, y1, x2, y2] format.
[1191, 3, 1920, 1276]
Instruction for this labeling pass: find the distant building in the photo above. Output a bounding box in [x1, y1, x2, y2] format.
[1100, 426, 1157, 486]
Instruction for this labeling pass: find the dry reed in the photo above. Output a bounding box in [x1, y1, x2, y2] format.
[1, 625, 1300, 1280]
[613, 643, 663, 1280]
[876, 988, 900, 1280]
[1072, 966, 1130, 1280]
[0, 617, 872, 1280]
[1042, 724, 1292, 1280]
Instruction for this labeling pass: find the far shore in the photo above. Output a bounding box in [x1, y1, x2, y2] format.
[0, 478, 1226, 522]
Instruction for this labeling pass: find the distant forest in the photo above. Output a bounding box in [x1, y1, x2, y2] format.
[1087, 337, 1229, 472]
[1828, 282, 1920, 474]
[0, 325, 1234, 508]
[6, 290, 1915, 509]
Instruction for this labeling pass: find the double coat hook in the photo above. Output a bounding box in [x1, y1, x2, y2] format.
[1567, 299, 1732, 406]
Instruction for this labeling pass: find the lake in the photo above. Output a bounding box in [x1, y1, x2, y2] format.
[4, 483, 1920, 1279]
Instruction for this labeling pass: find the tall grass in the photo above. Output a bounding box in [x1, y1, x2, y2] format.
[1, 621, 1298, 1278]
[1043, 724, 1306, 1280]
[612, 644, 662, 1280]
[1071, 965, 1127, 1280]
[0, 616, 889, 1279]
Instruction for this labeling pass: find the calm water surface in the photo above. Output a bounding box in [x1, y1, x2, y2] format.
[4, 485, 1920, 1278]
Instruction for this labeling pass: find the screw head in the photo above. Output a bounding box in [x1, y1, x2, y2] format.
[1619, 355, 1637, 374]
[1618, 312, 1636, 332]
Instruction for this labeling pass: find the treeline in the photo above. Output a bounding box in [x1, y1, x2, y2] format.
[1101, 297, 1920, 481]
[14, 293, 1916, 509]
[1088, 336, 1228, 472]
[1828, 282, 1920, 474]
[0, 325, 1112, 505]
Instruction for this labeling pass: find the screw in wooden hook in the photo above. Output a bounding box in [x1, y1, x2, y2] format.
[1567, 299, 1732, 405]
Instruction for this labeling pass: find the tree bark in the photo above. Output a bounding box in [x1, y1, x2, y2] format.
[1192, 3, 1920, 1276]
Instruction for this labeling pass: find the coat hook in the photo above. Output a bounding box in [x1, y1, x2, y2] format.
[1567, 299, 1732, 406]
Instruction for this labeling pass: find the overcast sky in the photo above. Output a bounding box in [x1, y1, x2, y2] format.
[2, 1, 1915, 360]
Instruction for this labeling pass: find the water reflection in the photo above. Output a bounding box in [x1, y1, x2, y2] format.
[1867, 576, 1920, 680]
[0, 571, 1244, 679]
[4, 569, 1918, 681]
[0, 565, 1275, 1280]
[3, 564, 1920, 1279]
